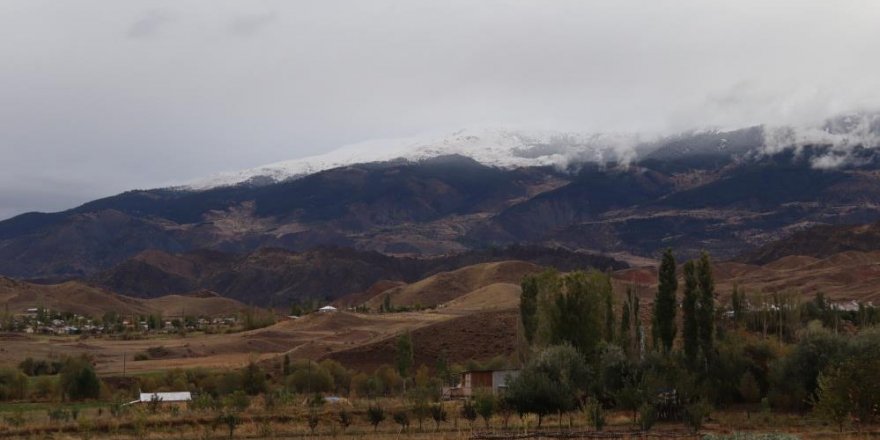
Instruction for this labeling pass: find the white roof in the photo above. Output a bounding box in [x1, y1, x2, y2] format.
[140, 392, 192, 402]
[319, 305, 338, 311]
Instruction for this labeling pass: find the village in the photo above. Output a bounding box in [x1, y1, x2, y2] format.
[0, 307, 241, 337]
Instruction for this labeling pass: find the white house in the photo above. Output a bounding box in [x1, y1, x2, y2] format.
[127, 392, 192, 406]
[319, 305, 338, 313]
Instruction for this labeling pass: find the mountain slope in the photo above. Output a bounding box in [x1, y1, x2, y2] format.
[92, 246, 625, 306]
[4, 116, 880, 281]
[741, 221, 880, 264]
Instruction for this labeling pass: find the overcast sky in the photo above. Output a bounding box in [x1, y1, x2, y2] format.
[1, 0, 880, 219]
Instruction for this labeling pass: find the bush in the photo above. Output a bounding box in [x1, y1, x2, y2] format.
[431, 403, 447, 430]
[223, 391, 250, 412]
[474, 390, 496, 428]
[0, 368, 29, 401]
[638, 403, 656, 431]
[338, 410, 352, 431]
[684, 401, 711, 433]
[585, 398, 606, 431]
[367, 405, 385, 431]
[307, 410, 320, 434]
[461, 400, 478, 427]
[393, 410, 410, 431]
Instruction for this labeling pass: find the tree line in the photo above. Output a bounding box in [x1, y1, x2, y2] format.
[512, 249, 880, 431]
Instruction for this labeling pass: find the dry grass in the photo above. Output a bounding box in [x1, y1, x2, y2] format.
[4, 403, 879, 440]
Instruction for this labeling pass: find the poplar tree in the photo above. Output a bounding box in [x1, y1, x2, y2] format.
[619, 290, 632, 354]
[396, 332, 414, 388]
[731, 283, 745, 328]
[521, 276, 539, 344]
[696, 252, 715, 368]
[682, 260, 699, 367]
[653, 249, 678, 353]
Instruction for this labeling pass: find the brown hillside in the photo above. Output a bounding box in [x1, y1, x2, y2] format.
[364, 260, 541, 308]
[741, 221, 880, 264]
[0, 278, 248, 317]
[613, 250, 880, 303]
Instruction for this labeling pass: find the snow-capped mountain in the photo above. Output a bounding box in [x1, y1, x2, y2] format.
[188, 113, 880, 190]
[187, 128, 645, 190]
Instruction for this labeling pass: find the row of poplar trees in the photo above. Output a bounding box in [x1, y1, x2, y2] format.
[520, 249, 717, 363]
[653, 249, 717, 370]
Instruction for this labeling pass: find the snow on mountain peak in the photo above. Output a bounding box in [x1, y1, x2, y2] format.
[186, 127, 644, 190]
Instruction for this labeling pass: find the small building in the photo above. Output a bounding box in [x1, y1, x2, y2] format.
[443, 369, 519, 399]
[318, 305, 338, 313]
[127, 392, 192, 406]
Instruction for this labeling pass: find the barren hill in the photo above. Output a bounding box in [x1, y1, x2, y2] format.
[614, 250, 880, 303]
[362, 260, 542, 308]
[0, 277, 248, 317]
[742, 221, 880, 264]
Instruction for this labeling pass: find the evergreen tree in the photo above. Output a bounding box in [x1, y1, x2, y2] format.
[282, 354, 291, 376]
[619, 290, 631, 355]
[653, 249, 678, 353]
[520, 276, 539, 344]
[604, 283, 615, 342]
[696, 252, 715, 369]
[396, 332, 414, 387]
[731, 283, 745, 327]
[682, 260, 699, 367]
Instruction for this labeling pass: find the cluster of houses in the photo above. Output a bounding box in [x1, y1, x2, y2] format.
[0, 308, 241, 336]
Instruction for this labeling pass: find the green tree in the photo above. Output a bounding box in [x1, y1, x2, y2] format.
[653, 249, 678, 353]
[367, 405, 386, 432]
[738, 371, 760, 404]
[430, 403, 447, 431]
[59, 357, 101, 401]
[241, 361, 266, 395]
[0, 368, 29, 401]
[731, 283, 745, 327]
[393, 410, 410, 432]
[396, 332, 414, 390]
[585, 397, 606, 431]
[521, 275, 540, 344]
[813, 368, 852, 432]
[505, 345, 590, 428]
[619, 288, 632, 355]
[338, 410, 352, 432]
[547, 272, 609, 357]
[474, 390, 496, 428]
[282, 354, 291, 376]
[460, 400, 478, 428]
[682, 260, 699, 367]
[696, 252, 715, 369]
[604, 286, 615, 343]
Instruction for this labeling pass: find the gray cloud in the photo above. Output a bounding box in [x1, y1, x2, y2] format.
[127, 10, 173, 39]
[1, 0, 880, 219]
[228, 12, 277, 37]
